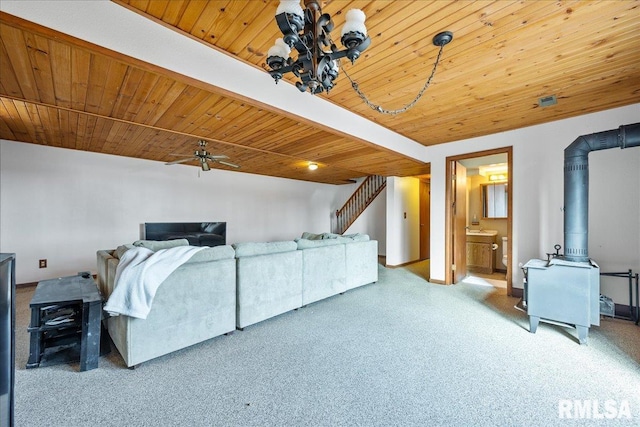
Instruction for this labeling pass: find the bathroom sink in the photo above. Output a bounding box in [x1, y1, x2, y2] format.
[466, 229, 498, 237]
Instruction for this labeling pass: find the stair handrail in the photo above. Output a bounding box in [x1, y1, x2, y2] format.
[335, 175, 386, 234]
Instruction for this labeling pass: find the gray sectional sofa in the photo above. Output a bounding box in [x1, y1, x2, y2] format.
[97, 233, 378, 367]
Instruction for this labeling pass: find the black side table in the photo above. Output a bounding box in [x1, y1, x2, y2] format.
[27, 273, 106, 371]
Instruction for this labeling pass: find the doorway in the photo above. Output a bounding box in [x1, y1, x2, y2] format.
[445, 147, 513, 295]
[419, 179, 430, 260]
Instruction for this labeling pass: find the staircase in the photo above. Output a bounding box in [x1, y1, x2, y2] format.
[334, 175, 386, 234]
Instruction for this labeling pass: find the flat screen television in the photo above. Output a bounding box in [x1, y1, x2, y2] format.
[144, 222, 226, 247]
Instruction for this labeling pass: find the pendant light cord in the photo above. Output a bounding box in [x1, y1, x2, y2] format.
[340, 43, 446, 115]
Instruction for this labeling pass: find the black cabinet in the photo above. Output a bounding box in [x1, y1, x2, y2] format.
[27, 273, 106, 372]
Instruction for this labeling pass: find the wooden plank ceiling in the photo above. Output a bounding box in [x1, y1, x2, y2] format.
[2, 1, 640, 184]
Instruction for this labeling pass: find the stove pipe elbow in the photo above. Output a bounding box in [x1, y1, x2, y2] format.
[563, 123, 640, 262]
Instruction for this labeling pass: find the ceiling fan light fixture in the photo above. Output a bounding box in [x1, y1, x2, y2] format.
[165, 140, 240, 171]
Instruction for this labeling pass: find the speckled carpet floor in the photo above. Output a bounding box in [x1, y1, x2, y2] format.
[13, 263, 640, 426]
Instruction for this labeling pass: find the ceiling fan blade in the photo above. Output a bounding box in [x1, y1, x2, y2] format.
[205, 154, 229, 160]
[165, 157, 196, 165]
[218, 160, 240, 168]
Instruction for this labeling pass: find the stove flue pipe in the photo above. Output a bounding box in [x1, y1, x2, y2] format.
[564, 123, 640, 262]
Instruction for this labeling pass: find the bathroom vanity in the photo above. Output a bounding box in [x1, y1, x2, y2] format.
[466, 230, 497, 274]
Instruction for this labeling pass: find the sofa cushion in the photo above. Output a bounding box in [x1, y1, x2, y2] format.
[236, 250, 303, 328]
[133, 239, 189, 251]
[185, 245, 235, 263]
[296, 238, 346, 249]
[299, 242, 347, 305]
[233, 241, 298, 258]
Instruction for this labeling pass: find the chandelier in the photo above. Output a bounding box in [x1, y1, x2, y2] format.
[266, 0, 453, 115]
[266, 0, 370, 95]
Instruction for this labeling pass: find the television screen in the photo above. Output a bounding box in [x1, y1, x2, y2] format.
[144, 222, 226, 247]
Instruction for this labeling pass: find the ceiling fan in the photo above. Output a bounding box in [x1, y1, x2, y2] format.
[165, 140, 240, 171]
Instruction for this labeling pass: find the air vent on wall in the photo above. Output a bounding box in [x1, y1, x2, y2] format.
[539, 95, 557, 108]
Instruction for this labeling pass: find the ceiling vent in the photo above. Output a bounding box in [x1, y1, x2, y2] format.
[538, 95, 557, 107]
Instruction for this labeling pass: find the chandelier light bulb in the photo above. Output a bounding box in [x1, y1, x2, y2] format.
[330, 60, 338, 72]
[341, 9, 367, 37]
[276, 0, 304, 19]
[267, 38, 291, 60]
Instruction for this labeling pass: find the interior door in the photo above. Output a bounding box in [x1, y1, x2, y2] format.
[419, 180, 430, 260]
[452, 162, 467, 283]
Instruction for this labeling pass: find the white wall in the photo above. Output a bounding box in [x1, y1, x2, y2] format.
[385, 177, 420, 266]
[426, 103, 640, 304]
[590, 147, 640, 303]
[0, 140, 347, 284]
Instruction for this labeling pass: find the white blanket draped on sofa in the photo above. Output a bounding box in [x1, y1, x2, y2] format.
[104, 246, 204, 319]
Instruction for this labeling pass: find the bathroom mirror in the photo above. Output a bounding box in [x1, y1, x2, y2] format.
[482, 182, 508, 218]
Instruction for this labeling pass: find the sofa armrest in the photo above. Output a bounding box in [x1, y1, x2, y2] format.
[96, 249, 115, 297]
[106, 258, 119, 298]
[345, 240, 378, 290]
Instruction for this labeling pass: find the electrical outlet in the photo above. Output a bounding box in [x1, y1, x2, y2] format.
[39, 259, 47, 268]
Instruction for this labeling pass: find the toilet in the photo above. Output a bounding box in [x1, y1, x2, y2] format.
[501, 236, 508, 268]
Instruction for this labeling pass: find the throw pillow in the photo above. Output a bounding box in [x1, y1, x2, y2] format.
[132, 238, 189, 251]
[114, 244, 135, 259]
[301, 232, 324, 240]
[342, 233, 370, 242]
[296, 238, 345, 250]
[321, 232, 342, 239]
